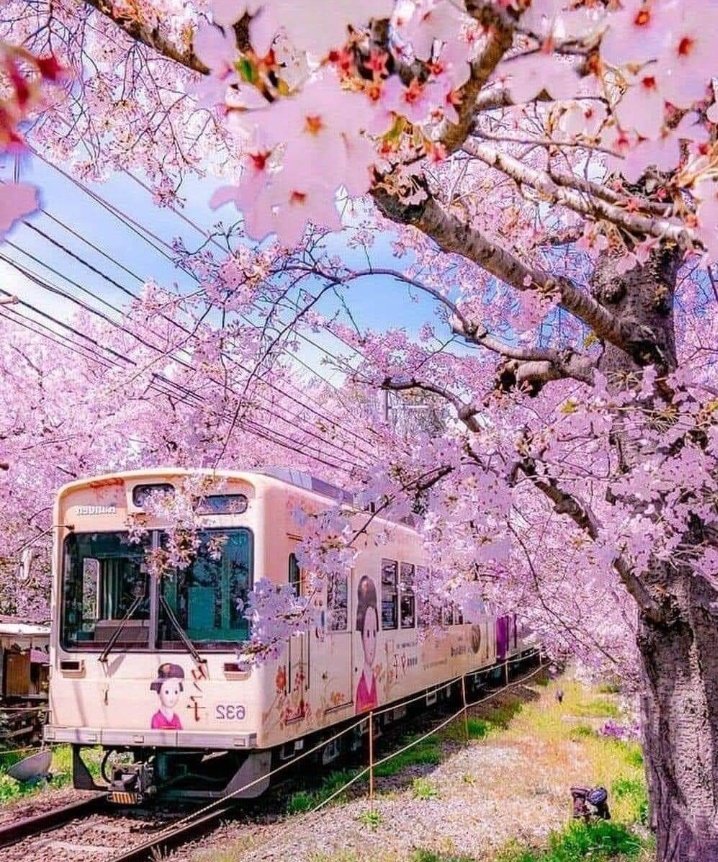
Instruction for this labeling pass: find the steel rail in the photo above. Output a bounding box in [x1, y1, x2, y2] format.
[0, 793, 107, 848]
[105, 803, 236, 862]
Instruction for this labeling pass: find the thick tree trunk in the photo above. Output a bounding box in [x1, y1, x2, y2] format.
[638, 572, 718, 861]
[591, 247, 718, 860]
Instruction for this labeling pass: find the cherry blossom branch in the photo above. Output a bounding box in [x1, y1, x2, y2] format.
[79, 0, 209, 72]
[383, 374, 664, 623]
[381, 377, 483, 432]
[508, 520, 621, 666]
[349, 462, 454, 542]
[511, 456, 665, 624]
[546, 165, 673, 217]
[284, 263, 596, 386]
[439, 5, 514, 154]
[494, 356, 596, 390]
[463, 139, 696, 247]
[472, 128, 618, 157]
[371, 186, 628, 350]
[440, 311, 597, 385]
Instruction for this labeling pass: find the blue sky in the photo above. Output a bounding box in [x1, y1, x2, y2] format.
[0, 152, 453, 404]
[1, 154, 439, 340]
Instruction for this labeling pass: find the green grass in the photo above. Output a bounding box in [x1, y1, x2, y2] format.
[568, 725, 596, 741]
[612, 777, 649, 825]
[357, 808, 383, 829]
[0, 744, 90, 804]
[572, 698, 621, 719]
[374, 735, 442, 777]
[596, 682, 622, 695]
[491, 680, 652, 862]
[441, 716, 490, 744]
[411, 777, 440, 800]
[410, 851, 476, 862]
[286, 767, 362, 814]
[496, 821, 646, 862]
[485, 700, 525, 728]
[440, 704, 521, 746]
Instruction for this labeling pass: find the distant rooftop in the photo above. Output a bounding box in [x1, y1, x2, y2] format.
[0, 616, 50, 636]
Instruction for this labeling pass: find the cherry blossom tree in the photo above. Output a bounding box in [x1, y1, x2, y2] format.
[0, 289, 346, 618]
[2, 0, 718, 857]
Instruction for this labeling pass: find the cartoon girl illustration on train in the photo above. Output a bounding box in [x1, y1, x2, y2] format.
[355, 575, 379, 713]
[150, 663, 185, 730]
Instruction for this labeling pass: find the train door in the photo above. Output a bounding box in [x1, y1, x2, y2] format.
[287, 546, 309, 716]
[323, 570, 353, 712]
[496, 615, 510, 662]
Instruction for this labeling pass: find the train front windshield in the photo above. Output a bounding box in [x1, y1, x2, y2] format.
[61, 528, 253, 650]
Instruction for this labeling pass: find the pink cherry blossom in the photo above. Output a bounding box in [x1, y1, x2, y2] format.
[396, 0, 470, 62]
[654, 4, 718, 109]
[576, 224, 609, 260]
[600, 0, 676, 67]
[192, 22, 242, 106]
[558, 101, 607, 139]
[521, 0, 605, 43]
[614, 71, 665, 140]
[248, 0, 394, 58]
[211, 0, 262, 28]
[380, 75, 436, 126]
[0, 182, 37, 236]
[620, 112, 708, 183]
[503, 53, 579, 104]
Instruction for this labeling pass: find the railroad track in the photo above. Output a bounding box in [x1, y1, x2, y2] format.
[105, 803, 236, 862]
[0, 797, 186, 862]
[0, 795, 106, 849]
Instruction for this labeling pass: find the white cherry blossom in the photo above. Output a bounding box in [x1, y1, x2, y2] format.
[600, 0, 676, 67]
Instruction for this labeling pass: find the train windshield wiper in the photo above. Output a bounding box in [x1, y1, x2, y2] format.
[98, 594, 145, 664]
[159, 594, 205, 666]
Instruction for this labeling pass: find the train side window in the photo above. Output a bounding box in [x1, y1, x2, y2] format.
[453, 605, 464, 626]
[288, 553, 301, 597]
[327, 572, 348, 631]
[415, 565, 429, 627]
[381, 559, 398, 630]
[400, 563, 415, 629]
[441, 603, 453, 627]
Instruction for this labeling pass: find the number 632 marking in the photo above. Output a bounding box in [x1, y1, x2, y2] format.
[215, 704, 246, 720]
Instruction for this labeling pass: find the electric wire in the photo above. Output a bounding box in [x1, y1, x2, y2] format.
[30, 151, 370, 409]
[10, 212, 377, 460]
[0, 293, 358, 473]
[0, 254, 371, 468]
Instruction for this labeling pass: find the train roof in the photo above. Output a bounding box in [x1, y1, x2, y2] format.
[0, 616, 49, 636]
[55, 467, 418, 532]
[56, 467, 352, 504]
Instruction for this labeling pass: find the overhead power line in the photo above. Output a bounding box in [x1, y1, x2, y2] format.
[0, 283, 365, 474]
[13, 161, 378, 456]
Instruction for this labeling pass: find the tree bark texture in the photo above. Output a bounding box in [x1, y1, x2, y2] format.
[638, 575, 718, 862]
[592, 248, 718, 861]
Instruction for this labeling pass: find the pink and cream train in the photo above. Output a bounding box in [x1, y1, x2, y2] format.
[43, 468, 532, 803]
